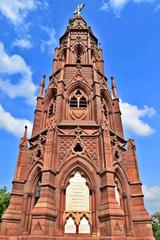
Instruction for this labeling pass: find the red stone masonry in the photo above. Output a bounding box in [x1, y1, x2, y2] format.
[0, 15, 154, 240]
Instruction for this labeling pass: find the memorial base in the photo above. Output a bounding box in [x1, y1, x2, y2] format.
[0, 235, 155, 240]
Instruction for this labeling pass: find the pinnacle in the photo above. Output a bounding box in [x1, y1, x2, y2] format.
[23, 125, 28, 139]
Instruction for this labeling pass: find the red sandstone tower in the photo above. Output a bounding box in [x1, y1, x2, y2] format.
[0, 7, 154, 240]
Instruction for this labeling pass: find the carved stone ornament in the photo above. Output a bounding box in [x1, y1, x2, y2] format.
[69, 108, 88, 120]
[36, 134, 45, 159]
[47, 118, 56, 132]
[101, 121, 109, 131]
[101, 99, 110, 126]
[34, 221, 43, 231]
[113, 222, 122, 232]
[127, 139, 136, 151]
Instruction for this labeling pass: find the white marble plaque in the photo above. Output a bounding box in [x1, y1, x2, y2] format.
[64, 217, 76, 233]
[115, 185, 120, 206]
[79, 217, 90, 233]
[65, 172, 89, 211]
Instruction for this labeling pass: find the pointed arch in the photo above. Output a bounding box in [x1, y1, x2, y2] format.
[58, 153, 98, 175]
[66, 81, 92, 121]
[101, 88, 114, 128]
[71, 41, 87, 64]
[114, 162, 134, 235]
[58, 47, 67, 62]
[44, 86, 57, 110]
[67, 80, 91, 97]
[71, 40, 87, 51]
[57, 156, 97, 190]
[21, 163, 42, 234]
[114, 162, 130, 193]
[101, 88, 113, 112]
[24, 163, 42, 193]
[58, 159, 96, 235]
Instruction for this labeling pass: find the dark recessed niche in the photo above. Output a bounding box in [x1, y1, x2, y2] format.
[74, 143, 83, 153]
[70, 96, 78, 107]
[75, 89, 82, 95]
[115, 151, 119, 160]
[36, 149, 41, 158]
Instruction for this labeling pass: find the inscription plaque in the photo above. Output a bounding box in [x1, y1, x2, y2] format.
[65, 172, 89, 211]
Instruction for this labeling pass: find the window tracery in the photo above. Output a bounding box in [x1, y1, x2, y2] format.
[101, 98, 109, 125]
[74, 44, 84, 64]
[48, 94, 56, 117]
[68, 89, 88, 120]
[69, 90, 87, 109]
[70, 96, 78, 107]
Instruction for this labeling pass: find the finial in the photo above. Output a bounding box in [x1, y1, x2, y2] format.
[41, 75, 46, 87]
[111, 76, 118, 99]
[38, 74, 46, 97]
[73, 4, 85, 16]
[23, 125, 28, 139]
[20, 125, 28, 146]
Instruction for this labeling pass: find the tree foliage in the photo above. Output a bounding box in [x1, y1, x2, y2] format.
[152, 212, 160, 240]
[0, 187, 10, 223]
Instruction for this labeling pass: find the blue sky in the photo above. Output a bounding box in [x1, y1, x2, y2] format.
[0, 0, 159, 214]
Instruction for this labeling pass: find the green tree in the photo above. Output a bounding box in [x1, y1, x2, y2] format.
[0, 187, 10, 223]
[152, 212, 160, 240]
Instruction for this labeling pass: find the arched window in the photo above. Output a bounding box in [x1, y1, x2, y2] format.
[103, 104, 108, 117]
[48, 94, 56, 117]
[69, 90, 88, 108]
[75, 44, 83, 64]
[34, 179, 41, 204]
[70, 96, 78, 107]
[79, 96, 87, 108]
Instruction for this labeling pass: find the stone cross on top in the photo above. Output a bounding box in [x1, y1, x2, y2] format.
[73, 3, 85, 16]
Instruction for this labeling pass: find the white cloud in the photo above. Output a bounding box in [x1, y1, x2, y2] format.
[120, 100, 155, 136]
[143, 185, 160, 214]
[100, 1, 109, 11]
[100, 0, 128, 16]
[0, 41, 37, 105]
[13, 38, 32, 49]
[100, 0, 159, 16]
[0, 104, 32, 138]
[0, 0, 40, 26]
[41, 26, 57, 53]
[0, 0, 49, 39]
[154, 3, 160, 10]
